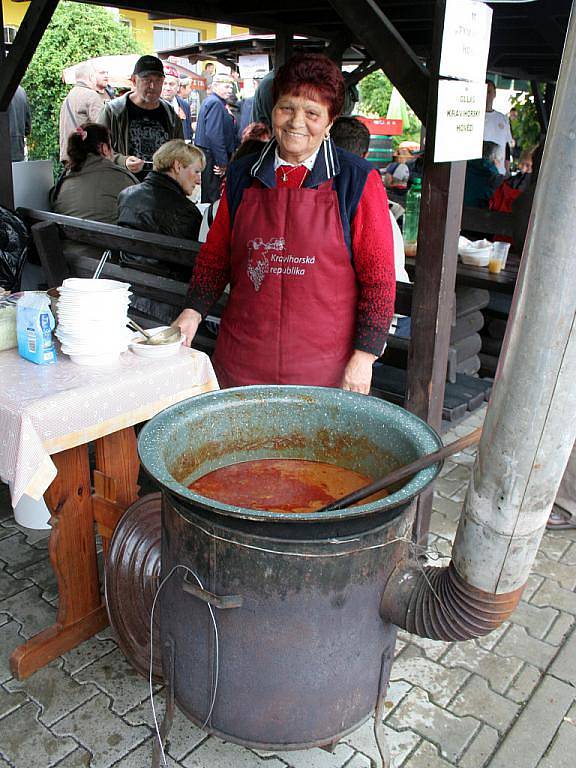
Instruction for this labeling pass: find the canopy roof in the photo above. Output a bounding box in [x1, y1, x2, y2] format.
[157, 33, 367, 67]
[104, 0, 571, 82]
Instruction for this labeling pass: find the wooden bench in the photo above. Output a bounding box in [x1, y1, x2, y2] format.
[18, 207, 491, 422]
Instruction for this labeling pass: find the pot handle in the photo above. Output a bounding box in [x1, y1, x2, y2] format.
[182, 573, 244, 609]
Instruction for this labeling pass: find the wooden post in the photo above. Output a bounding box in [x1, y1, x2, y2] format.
[531, 80, 549, 135]
[274, 32, 293, 68]
[405, 0, 467, 543]
[0, 112, 14, 209]
[0, 1, 14, 209]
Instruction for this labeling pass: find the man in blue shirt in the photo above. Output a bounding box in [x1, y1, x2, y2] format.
[195, 74, 238, 202]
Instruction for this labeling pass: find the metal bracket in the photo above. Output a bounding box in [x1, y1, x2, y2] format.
[182, 573, 244, 609]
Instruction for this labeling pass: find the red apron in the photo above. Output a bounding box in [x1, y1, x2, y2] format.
[213, 180, 357, 387]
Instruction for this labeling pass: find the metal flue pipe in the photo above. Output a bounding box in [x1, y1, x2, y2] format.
[382, 3, 576, 639]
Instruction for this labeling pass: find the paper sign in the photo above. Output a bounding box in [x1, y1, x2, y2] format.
[439, 0, 492, 82]
[238, 54, 270, 81]
[434, 80, 486, 162]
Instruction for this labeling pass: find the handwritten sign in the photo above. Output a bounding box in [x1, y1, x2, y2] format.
[439, 0, 492, 82]
[434, 80, 486, 163]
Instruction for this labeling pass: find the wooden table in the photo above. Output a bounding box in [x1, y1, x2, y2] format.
[406, 253, 520, 294]
[0, 346, 218, 679]
[11, 427, 140, 679]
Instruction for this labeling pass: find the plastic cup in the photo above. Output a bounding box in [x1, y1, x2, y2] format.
[489, 242, 511, 273]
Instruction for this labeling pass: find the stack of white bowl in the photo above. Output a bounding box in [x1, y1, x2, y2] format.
[55, 278, 132, 366]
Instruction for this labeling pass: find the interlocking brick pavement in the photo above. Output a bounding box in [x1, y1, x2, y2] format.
[0, 407, 575, 767]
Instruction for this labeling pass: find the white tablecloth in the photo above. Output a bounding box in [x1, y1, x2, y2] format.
[0, 347, 218, 507]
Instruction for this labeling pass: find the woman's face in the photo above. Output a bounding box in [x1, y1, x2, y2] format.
[174, 160, 203, 195]
[272, 93, 332, 165]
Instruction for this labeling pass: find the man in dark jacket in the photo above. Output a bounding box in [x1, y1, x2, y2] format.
[194, 74, 238, 202]
[99, 55, 183, 180]
[9, 86, 31, 162]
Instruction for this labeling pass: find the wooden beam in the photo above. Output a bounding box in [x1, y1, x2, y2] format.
[345, 61, 379, 88]
[0, 0, 59, 111]
[328, 0, 429, 122]
[404, 0, 466, 543]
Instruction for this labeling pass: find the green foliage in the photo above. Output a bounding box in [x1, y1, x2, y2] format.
[358, 70, 393, 116]
[509, 92, 541, 153]
[357, 69, 422, 148]
[22, 2, 142, 168]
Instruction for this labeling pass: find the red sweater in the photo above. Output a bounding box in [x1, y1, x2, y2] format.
[187, 166, 395, 356]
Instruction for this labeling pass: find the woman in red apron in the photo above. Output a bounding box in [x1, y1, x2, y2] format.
[174, 54, 395, 394]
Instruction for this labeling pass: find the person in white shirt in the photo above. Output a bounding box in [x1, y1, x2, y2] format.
[483, 80, 513, 175]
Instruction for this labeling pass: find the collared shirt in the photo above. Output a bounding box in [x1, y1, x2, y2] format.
[273, 146, 320, 172]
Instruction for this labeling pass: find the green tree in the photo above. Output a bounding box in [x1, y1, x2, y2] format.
[358, 70, 393, 116]
[358, 69, 421, 149]
[22, 2, 142, 167]
[509, 92, 542, 154]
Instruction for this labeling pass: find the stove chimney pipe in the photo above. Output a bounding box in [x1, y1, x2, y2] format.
[382, 3, 576, 639]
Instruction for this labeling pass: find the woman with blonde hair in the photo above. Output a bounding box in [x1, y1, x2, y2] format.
[117, 139, 205, 240]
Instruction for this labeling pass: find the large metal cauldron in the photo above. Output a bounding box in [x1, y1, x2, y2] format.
[138, 386, 441, 751]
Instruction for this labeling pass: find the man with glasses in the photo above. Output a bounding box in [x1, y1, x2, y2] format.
[99, 55, 183, 179]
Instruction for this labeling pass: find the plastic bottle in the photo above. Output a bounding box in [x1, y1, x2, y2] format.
[403, 177, 422, 254]
[17, 291, 57, 365]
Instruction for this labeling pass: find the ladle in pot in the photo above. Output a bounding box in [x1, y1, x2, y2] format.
[317, 426, 483, 512]
[127, 319, 181, 346]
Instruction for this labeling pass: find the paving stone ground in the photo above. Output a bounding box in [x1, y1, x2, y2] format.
[0, 405, 574, 767]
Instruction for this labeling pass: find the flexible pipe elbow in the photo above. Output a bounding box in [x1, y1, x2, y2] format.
[380, 561, 523, 641]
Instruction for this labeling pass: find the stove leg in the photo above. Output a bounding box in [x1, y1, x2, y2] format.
[373, 633, 396, 768]
[152, 638, 176, 768]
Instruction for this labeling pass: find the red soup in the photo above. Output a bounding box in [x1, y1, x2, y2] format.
[188, 458, 387, 514]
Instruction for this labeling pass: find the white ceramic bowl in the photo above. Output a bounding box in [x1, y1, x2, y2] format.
[68, 351, 122, 366]
[129, 327, 184, 358]
[460, 248, 491, 267]
[61, 278, 131, 293]
[458, 238, 492, 267]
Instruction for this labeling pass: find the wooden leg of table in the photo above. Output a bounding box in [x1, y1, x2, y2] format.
[10, 444, 107, 680]
[93, 427, 140, 558]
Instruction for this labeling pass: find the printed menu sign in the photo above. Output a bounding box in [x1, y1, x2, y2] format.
[434, 80, 486, 163]
[439, 0, 493, 82]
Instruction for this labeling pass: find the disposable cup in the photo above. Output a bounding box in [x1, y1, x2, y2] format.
[489, 241, 511, 273]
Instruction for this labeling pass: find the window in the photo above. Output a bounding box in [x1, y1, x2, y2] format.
[153, 25, 200, 52]
[4, 26, 18, 44]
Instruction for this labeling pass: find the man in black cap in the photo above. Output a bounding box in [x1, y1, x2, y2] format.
[99, 55, 183, 179]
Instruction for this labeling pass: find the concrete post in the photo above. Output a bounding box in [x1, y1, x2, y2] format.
[452, 4, 576, 594]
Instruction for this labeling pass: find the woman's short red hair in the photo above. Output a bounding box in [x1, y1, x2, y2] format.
[273, 54, 345, 121]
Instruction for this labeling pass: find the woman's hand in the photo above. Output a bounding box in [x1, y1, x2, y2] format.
[172, 308, 202, 347]
[126, 156, 144, 173]
[340, 350, 377, 395]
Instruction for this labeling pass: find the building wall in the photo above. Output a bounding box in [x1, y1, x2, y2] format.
[2, 1, 246, 52]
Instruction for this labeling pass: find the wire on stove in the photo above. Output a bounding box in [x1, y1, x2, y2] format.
[149, 564, 220, 767]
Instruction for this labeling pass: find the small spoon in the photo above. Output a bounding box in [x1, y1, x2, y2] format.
[127, 319, 181, 346]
